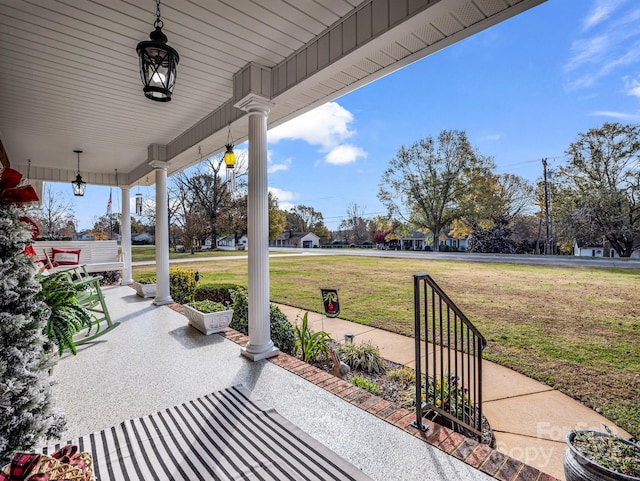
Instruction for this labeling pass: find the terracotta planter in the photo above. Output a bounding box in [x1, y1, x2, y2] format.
[564, 431, 640, 481]
[132, 282, 156, 298]
[182, 304, 233, 335]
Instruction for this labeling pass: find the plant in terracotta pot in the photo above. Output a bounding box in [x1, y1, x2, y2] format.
[565, 429, 640, 481]
[132, 274, 156, 298]
[183, 300, 233, 335]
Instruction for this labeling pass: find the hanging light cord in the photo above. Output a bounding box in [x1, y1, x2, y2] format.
[226, 124, 233, 146]
[155, 0, 163, 28]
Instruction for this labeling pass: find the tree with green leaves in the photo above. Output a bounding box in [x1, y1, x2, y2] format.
[268, 192, 286, 240]
[285, 205, 330, 244]
[462, 173, 535, 253]
[557, 122, 640, 257]
[378, 130, 493, 251]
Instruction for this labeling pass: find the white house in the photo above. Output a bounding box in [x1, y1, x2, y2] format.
[573, 240, 604, 257]
[270, 232, 320, 248]
[400, 230, 468, 251]
[217, 235, 248, 250]
[574, 238, 640, 259]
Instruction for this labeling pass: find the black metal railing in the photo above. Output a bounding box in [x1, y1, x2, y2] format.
[412, 273, 487, 439]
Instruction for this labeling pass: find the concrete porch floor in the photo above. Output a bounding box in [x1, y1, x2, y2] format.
[47, 285, 494, 481]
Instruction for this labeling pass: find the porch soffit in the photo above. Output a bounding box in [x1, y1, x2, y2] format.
[0, 0, 545, 188]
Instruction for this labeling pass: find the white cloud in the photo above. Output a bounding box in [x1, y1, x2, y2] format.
[325, 145, 367, 165]
[624, 75, 640, 97]
[267, 149, 291, 174]
[269, 187, 296, 211]
[479, 133, 503, 142]
[564, 2, 640, 90]
[268, 102, 367, 166]
[583, 0, 624, 31]
[590, 110, 637, 119]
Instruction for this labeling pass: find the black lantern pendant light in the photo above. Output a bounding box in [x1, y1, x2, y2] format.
[71, 150, 86, 197]
[136, 0, 179, 102]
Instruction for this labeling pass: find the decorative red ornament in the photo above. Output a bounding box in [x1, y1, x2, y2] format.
[0, 168, 39, 205]
[1, 167, 41, 256]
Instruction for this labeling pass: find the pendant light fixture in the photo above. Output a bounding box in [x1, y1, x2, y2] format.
[71, 150, 86, 197]
[136, 0, 180, 102]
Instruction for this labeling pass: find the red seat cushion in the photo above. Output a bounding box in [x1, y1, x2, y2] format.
[51, 248, 81, 265]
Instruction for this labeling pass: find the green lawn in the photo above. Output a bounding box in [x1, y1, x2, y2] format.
[131, 246, 247, 262]
[131, 251, 640, 437]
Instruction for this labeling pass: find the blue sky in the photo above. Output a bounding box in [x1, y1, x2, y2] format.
[52, 0, 640, 231]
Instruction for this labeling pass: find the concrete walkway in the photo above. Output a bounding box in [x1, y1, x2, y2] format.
[276, 305, 630, 481]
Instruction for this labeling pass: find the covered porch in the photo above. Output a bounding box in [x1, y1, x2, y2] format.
[50, 285, 494, 481]
[1, 0, 545, 361]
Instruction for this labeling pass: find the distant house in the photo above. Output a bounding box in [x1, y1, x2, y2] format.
[270, 231, 319, 248]
[399, 230, 468, 251]
[74, 232, 95, 241]
[573, 240, 604, 257]
[217, 235, 248, 250]
[574, 237, 640, 259]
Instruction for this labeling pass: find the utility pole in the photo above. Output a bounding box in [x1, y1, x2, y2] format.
[542, 158, 554, 255]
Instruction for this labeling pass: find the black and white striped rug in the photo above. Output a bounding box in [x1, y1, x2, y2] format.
[44, 385, 373, 481]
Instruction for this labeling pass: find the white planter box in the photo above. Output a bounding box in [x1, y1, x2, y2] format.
[183, 304, 233, 335]
[133, 282, 156, 298]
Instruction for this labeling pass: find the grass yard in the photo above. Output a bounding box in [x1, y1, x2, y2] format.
[132, 253, 640, 437]
[130, 246, 247, 262]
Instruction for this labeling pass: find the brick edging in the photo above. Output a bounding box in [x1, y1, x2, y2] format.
[166, 315, 559, 481]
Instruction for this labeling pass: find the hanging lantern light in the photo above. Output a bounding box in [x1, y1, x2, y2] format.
[224, 125, 236, 191]
[136, 0, 180, 102]
[71, 150, 86, 197]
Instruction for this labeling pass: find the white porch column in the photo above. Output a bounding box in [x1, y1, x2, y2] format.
[120, 185, 133, 285]
[237, 94, 278, 361]
[150, 160, 173, 305]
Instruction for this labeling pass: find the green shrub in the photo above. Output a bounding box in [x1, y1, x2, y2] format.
[194, 283, 242, 305]
[269, 304, 296, 355]
[187, 300, 228, 313]
[170, 268, 198, 304]
[293, 312, 332, 362]
[388, 367, 416, 386]
[351, 375, 382, 395]
[337, 341, 385, 374]
[230, 288, 296, 354]
[230, 288, 249, 334]
[137, 274, 156, 284]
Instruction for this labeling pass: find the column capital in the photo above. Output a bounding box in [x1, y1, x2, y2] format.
[149, 160, 169, 170]
[235, 94, 274, 115]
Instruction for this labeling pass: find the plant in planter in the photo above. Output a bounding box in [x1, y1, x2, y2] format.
[565, 430, 640, 481]
[132, 274, 156, 298]
[183, 299, 233, 335]
[39, 272, 93, 355]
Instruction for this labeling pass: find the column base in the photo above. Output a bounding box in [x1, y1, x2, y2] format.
[153, 296, 174, 306]
[121, 279, 134, 286]
[240, 344, 280, 362]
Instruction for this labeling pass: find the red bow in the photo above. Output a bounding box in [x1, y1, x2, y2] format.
[0, 168, 38, 205]
[0, 167, 41, 252]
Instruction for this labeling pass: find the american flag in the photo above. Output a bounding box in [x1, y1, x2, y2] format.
[106, 189, 112, 216]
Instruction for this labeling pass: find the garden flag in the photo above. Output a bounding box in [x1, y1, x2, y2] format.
[321, 288, 340, 318]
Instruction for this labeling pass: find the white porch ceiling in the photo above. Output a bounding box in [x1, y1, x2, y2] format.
[0, 0, 545, 188]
